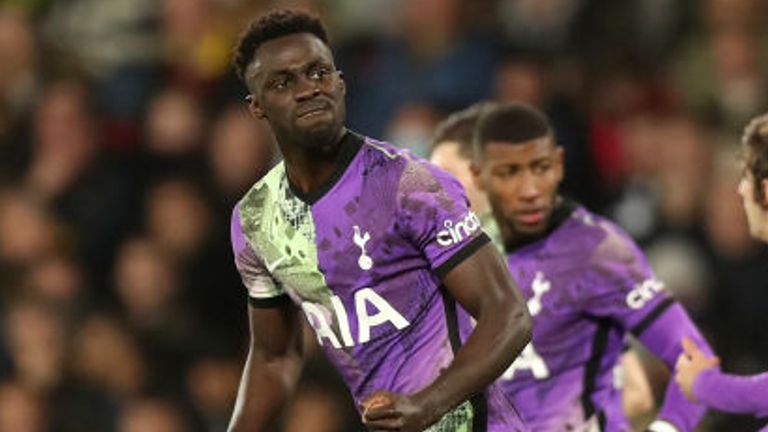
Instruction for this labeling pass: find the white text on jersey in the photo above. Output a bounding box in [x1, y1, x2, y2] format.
[436, 211, 481, 247]
[301, 288, 410, 348]
[625, 278, 665, 310]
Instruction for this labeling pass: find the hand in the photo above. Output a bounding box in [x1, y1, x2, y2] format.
[674, 337, 720, 402]
[360, 390, 434, 432]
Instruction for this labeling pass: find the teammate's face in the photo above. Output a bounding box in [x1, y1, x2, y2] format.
[246, 33, 346, 148]
[472, 136, 563, 237]
[430, 142, 488, 214]
[737, 169, 768, 242]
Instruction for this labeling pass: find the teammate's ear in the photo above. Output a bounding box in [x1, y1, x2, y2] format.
[554, 145, 564, 180]
[336, 70, 346, 94]
[761, 178, 768, 207]
[246, 94, 266, 120]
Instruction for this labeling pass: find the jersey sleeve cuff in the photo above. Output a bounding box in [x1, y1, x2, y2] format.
[630, 297, 675, 336]
[248, 293, 291, 308]
[434, 233, 490, 280]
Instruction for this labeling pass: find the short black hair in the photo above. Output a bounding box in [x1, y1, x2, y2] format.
[233, 9, 329, 84]
[473, 102, 553, 159]
[742, 112, 768, 207]
[429, 101, 499, 160]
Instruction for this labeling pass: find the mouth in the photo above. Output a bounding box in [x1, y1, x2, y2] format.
[297, 102, 331, 119]
[515, 208, 547, 226]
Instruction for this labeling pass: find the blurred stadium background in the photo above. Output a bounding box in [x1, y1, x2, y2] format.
[0, 0, 766, 431]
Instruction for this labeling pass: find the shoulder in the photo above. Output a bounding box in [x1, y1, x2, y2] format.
[237, 162, 286, 235]
[359, 137, 465, 208]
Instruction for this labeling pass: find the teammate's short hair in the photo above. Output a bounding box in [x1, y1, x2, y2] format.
[742, 112, 768, 207]
[473, 102, 553, 160]
[233, 9, 329, 84]
[429, 101, 499, 160]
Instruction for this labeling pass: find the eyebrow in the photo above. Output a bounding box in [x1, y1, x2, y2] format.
[263, 59, 328, 79]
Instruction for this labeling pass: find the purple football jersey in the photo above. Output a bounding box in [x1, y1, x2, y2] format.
[231, 132, 526, 431]
[496, 203, 679, 432]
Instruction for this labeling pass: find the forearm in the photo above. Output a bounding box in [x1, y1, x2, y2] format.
[693, 369, 768, 417]
[638, 303, 711, 432]
[228, 346, 303, 431]
[415, 300, 531, 420]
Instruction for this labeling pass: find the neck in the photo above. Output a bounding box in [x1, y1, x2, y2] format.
[280, 127, 347, 196]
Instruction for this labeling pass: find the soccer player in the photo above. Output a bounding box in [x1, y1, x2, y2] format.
[674, 113, 768, 429]
[429, 103, 654, 421]
[469, 102, 714, 431]
[227, 10, 532, 432]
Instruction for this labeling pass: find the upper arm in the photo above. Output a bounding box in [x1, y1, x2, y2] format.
[441, 241, 526, 319]
[248, 300, 304, 360]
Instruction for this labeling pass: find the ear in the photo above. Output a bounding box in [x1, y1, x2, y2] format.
[246, 95, 266, 120]
[762, 178, 768, 206]
[337, 70, 346, 95]
[554, 146, 565, 181]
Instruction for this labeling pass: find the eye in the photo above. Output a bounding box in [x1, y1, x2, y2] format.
[267, 76, 290, 91]
[308, 65, 332, 81]
[533, 161, 552, 174]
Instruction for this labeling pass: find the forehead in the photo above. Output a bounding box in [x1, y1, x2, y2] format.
[248, 33, 332, 79]
[482, 136, 555, 164]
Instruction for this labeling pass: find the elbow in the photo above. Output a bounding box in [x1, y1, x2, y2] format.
[496, 295, 532, 354]
[514, 303, 533, 349]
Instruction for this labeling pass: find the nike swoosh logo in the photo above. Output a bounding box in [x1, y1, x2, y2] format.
[265, 255, 287, 273]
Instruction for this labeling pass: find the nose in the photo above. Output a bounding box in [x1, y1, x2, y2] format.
[518, 171, 541, 200]
[294, 76, 320, 101]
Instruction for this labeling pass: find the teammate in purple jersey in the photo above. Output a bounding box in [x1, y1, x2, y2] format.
[675, 113, 768, 431]
[227, 10, 532, 432]
[469, 103, 715, 432]
[429, 102, 655, 422]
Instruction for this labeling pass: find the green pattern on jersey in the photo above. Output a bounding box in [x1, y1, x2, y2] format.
[426, 400, 474, 432]
[239, 162, 332, 305]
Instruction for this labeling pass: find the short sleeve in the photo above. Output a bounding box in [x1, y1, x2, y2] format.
[396, 160, 490, 279]
[231, 204, 286, 307]
[578, 220, 673, 334]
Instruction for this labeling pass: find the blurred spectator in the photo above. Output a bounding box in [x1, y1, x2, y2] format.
[339, 0, 500, 136]
[113, 236, 201, 391]
[23, 80, 140, 287]
[0, 381, 46, 432]
[0, 8, 40, 181]
[208, 104, 276, 204]
[70, 314, 147, 399]
[0, 189, 57, 269]
[145, 179, 211, 260]
[118, 397, 190, 432]
[384, 102, 440, 157]
[3, 299, 67, 393]
[185, 355, 240, 431]
[140, 88, 209, 185]
[282, 384, 348, 432]
[22, 254, 88, 320]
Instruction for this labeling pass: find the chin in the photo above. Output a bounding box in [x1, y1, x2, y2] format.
[515, 224, 548, 237]
[298, 122, 340, 146]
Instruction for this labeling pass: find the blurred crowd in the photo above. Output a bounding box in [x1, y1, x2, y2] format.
[0, 0, 766, 431]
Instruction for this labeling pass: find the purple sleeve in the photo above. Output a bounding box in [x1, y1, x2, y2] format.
[396, 160, 489, 278]
[693, 369, 768, 417]
[638, 303, 712, 431]
[579, 222, 710, 431]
